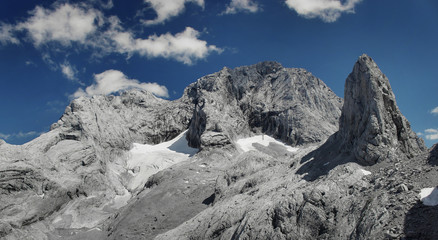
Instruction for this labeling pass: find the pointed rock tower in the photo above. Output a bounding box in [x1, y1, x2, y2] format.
[337, 54, 426, 165]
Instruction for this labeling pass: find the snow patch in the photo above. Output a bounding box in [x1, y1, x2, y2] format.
[236, 135, 299, 153]
[359, 169, 371, 176]
[126, 130, 198, 192]
[420, 187, 438, 206]
[111, 189, 131, 209]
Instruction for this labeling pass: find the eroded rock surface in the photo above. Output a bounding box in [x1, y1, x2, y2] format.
[337, 54, 426, 165]
[1, 56, 436, 240]
[186, 61, 343, 148]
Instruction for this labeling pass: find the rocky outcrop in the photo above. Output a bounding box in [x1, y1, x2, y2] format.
[2, 55, 434, 240]
[0, 60, 343, 239]
[152, 55, 432, 240]
[335, 54, 425, 165]
[185, 61, 343, 149]
[0, 90, 194, 238]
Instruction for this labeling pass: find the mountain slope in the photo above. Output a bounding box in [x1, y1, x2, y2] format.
[0, 61, 342, 239]
[1, 55, 435, 240]
[153, 55, 432, 240]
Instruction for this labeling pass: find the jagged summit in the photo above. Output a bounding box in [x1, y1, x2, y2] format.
[2, 56, 436, 240]
[338, 54, 426, 165]
[297, 54, 427, 179]
[185, 61, 342, 148]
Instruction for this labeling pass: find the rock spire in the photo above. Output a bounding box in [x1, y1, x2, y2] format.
[337, 54, 426, 165]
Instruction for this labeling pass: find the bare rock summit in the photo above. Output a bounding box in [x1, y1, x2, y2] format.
[186, 61, 343, 149]
[337, 54, 426, 165]
[1, 55, 436, 240]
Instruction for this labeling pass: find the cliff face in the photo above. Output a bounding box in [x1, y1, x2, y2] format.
[152, 55, 430, 240]
[337, 54, 426, 165]
[1, 55, 435, 240]
[186, 62, 342, 149]
[0, 60, 342, 239]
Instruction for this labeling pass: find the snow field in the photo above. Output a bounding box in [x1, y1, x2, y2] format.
[236, 135, 299, 153]
[126, 130, 198, 191]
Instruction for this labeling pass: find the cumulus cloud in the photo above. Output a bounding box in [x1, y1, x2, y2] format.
[425, 129, 438, 141]
[284, 0, 362, 22]
[72, 70, 169, 98]
[0, 23, 19, 45]
[109, 26, 222, 65]
[431, 106, 438, 115]
[17, 3, 102, 46]
[143, 0, 204, 25]
[1, 3, 221, 65]
[223, 0, 260, 14]
[60, 62, 78, 81]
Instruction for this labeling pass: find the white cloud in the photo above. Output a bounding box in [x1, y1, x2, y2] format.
[223, 0, 260, 14]
[284, 0, 362, 22]
[0, 131, 43, 141]
[60, 62, 78, 81]
[2, 3, 221, 65]
[17, 3, 102, 46]
[72, 70, 169, 98]
[425, 129, 438, 141]
[143, 0, 204, 25]
[15, 131, 42, 138]
[88, 0, 114, 9]
[110, 26, 222, 65]
[0, 132, 11, 140]
[25, 60, 37, 66]
[431, 106, 438, 115]
[0, 23, 19, 45]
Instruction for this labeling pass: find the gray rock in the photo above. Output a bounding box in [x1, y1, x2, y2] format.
[397, 184, 409, 193]
[337, 54, 426, 165]
[3, 56, 433, 240]
[0, 89, 195, 238]
[186, 62, 343, 149]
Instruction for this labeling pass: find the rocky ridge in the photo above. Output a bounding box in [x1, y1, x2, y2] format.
[152, 55, 431, 240]
[0, 54, 436, 240]
[0, 61, 342, 239]
[186, 61, 342, 148]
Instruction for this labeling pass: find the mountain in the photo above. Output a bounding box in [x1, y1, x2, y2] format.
[1, 55, 437, 240]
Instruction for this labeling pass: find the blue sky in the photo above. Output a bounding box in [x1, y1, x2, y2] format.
[0, 0, 437, 147]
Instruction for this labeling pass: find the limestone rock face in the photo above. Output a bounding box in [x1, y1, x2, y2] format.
[337, 54, 426, 165]
[0, 90, 194, 238]
[2, 56, 435, 240]
[186, 61, 343, 148]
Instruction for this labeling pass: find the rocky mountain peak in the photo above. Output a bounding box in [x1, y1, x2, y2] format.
[338, 54, 426, 165]
[2, 56, 438, 240]
[185, 61, 343, 149]
[254, 61, 283, 76]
